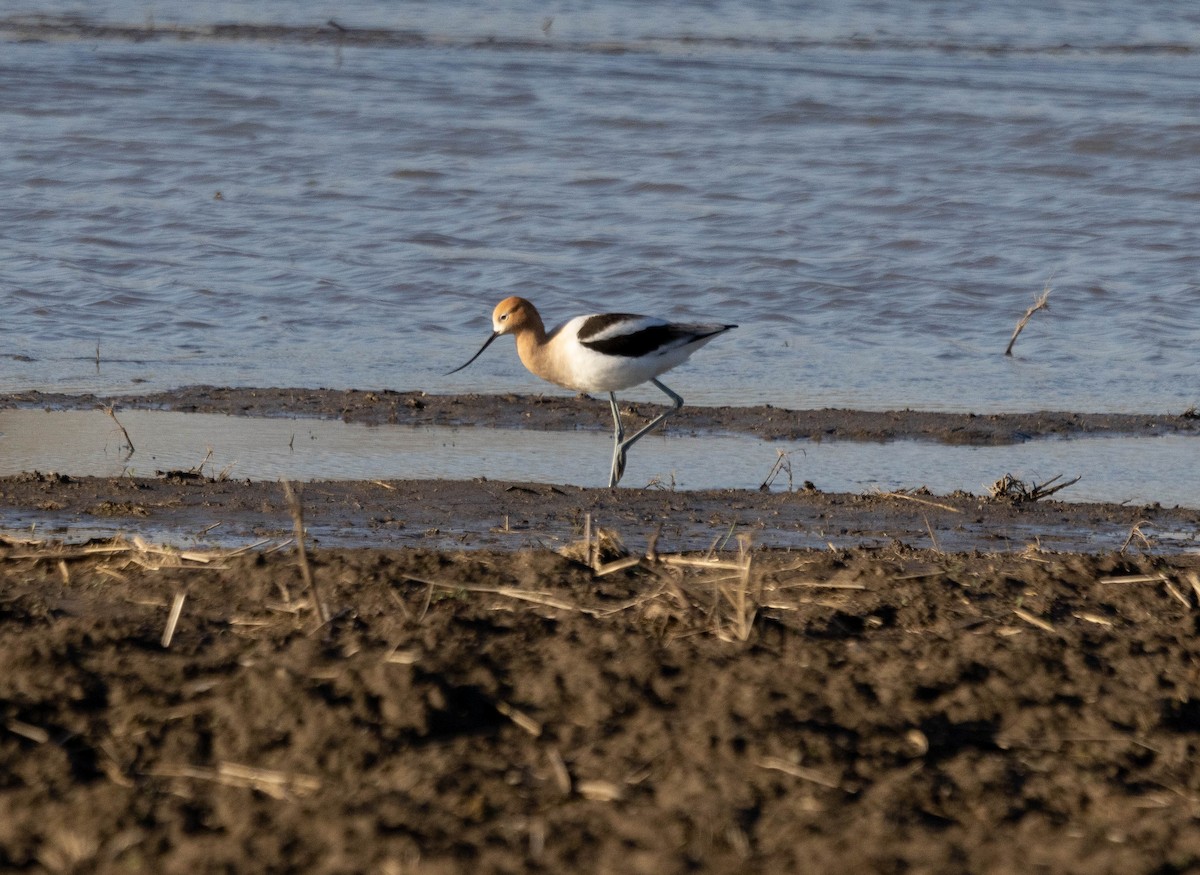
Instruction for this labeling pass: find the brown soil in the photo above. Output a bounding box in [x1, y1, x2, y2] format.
[4, 390, 1200, 872]
[3, 537, 1200, 874]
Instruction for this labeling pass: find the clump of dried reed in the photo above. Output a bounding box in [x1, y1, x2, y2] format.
[988, 472, 1080, 503]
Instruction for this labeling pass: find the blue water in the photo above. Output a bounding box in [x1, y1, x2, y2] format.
[2, 3, 1198, 413]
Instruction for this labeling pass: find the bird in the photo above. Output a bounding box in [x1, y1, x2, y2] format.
[447, 296, 736, 487]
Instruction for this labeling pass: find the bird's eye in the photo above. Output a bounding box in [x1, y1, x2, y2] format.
[499, 313, 509, 322]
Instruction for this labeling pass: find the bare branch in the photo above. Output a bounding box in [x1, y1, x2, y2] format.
[1005, 284, 1052, 356]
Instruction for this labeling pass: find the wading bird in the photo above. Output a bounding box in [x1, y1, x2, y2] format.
[448, 296, 736, 486]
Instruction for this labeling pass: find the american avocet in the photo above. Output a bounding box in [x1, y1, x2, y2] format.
[448, 296, 736, 487]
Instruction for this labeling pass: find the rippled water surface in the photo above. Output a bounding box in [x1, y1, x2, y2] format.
[2, 3, 1198, 412]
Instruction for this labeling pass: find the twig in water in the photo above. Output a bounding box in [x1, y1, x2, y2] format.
[100, 404, 135, 455]
[281, 481, 330, 625]
[192, 448, 214, 477]
[1005, 283, 1052, 356]
[1119, 520, 1154, 554]
[760, 449, 800, 492]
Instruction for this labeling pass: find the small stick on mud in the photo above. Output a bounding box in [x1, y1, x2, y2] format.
[100, 404, 135, 454]
[876, 489, 962, 513]
[1005, 284, 1052, 356]
[922, 513, 941, 553]
[281, 481, 330, 625]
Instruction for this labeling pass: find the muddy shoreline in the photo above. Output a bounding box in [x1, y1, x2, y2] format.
[5, 387, 1200, 445]
[2, 473, 1198, 556]
[3, 387, 1199, 553]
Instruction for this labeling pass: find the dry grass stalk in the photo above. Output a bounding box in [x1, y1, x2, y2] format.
[1187, 572, 1200, 604]
[575, 779, 624, 802]
[404, 573, 597, 616]
[1163, 580, 1191, 609]
[923, 513, 941, 553]
[495, 701, 542, 737]
[150, 761, 321, 800]
[756, 756, 842, 789]
[281, 480, 330, 625]
[774, 578, 868, 591]
[1099, 573, 1169, 585]
[723, 534, 757, 641]
[658, 555, 747, 571]
[546, 748, 572, 795]
[1, 533, 240, 570]
[1013, 607, 1056, 633]
[6, 719, 50, 744]
[875, 489, 963, 513]
[1005, 283, 1052, 356]
[99, 403, 136, 455]
[989, 473, 1080, 503]
[593, 556, 644, 577]
[161, 590, 187, 648]
[584, 511, 593, 568]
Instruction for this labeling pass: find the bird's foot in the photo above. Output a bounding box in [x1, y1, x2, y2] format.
[609, 448, 627, 487]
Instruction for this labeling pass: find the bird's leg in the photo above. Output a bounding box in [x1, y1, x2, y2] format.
[608, 392, 626, 487]
[611, 379, 684, 485]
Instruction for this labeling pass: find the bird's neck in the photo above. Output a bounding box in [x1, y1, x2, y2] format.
[515, 318, 558, 384]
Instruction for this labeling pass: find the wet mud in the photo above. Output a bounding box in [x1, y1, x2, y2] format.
[5, 387, 1200, 445]
[1, 473, 1199, 556]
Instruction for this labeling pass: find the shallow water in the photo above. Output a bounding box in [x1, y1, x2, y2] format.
[1, 408, 1197, 508]
[2, 4, 1198, 412]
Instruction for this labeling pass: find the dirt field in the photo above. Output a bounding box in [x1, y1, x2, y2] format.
[2, 535, 1200, 874]
[3, 390, 1200, 873]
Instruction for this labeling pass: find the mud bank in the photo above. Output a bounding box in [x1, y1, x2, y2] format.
[2, 474, 1198, 554]
[5, 387, 1199, 445]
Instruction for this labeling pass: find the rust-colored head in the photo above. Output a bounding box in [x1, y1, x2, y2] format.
[491, 296, 542, 336]
[446, 297, 544, 375]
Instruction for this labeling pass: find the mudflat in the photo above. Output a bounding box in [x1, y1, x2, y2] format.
[2, 390, 1200, 873]
[6, 386, 1200, 444]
